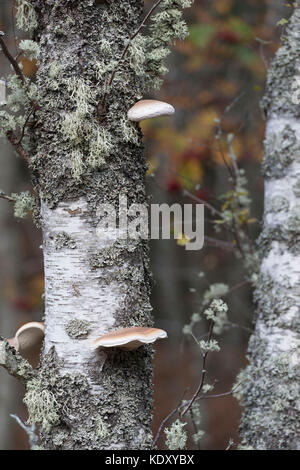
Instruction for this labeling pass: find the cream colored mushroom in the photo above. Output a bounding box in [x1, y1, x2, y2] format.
[127, 100, 175, 122]
[91, 326, 167, 351]
[8, 321, 45, 354]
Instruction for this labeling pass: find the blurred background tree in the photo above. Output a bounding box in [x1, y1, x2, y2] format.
[0, 0, 288, 449]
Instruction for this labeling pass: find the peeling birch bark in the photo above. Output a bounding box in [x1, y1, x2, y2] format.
[237, 5, 300, 450]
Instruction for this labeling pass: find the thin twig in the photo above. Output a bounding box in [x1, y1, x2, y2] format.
[180, 319, 215, 417]
[6, 130, 29, 163]
[16, 106, 35, 145]
[204, 235, 234, 251]
[225, 439, 234, 450]
[0, 192, 15, 202]
[153, 390, 232, 445]
[227, 279, 250, 295]
[183, 189, 223, 219]
[153, 388, 189, 447]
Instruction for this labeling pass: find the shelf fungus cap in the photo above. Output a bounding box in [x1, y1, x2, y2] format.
[91, 327, 168, 351]
[127, 100, 175, 122]
[8, 322, 45, 354]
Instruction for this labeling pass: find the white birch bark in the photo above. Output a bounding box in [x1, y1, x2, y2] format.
[237, 4, 300, 449]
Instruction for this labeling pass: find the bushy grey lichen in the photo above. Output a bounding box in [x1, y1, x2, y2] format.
[94, 416, 109, 441]
[24, 377, 60, 432]
[164, 419, 187, 450]
[16, 0, 38, 32]
[11, 191, 35, 218]
[19, 40, 40, 61]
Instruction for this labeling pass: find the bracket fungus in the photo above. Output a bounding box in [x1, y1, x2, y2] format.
[127, 100, 175, 122]
[8, 322, 45, 366]
[91, 327, 168, 351]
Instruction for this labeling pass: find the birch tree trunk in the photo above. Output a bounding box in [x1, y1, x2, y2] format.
[32, 0, 152, 449]
[28, 0, 153, 450]
[0, 0, 192, 450]
[237, 4, 300, 450]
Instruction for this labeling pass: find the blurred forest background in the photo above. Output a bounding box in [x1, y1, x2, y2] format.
[0, 0, 288, 450]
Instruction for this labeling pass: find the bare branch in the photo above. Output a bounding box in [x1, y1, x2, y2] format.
[153, 388, 189, 447]
[204, 235, 234, 251]
[6, 130, 29, 163]
[0, 31, 25, 84]
[0, 191, 15, 202]
[153, 390, 232, 445]
[16, 106, 36, 145]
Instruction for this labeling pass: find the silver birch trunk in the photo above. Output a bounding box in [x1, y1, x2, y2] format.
[28, 0, 153, 450]
[237, 4, 300, 450]
[0, 0, 193, 451]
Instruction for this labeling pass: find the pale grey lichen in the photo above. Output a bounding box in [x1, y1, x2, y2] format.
[204, 299, 229, 335]
[16, 0, 38, 32]
[24, 378, 60, 432]
[0, 341, 6, 366]
[199, 339, 220, 352]
[11, 191, 34, 218]
[87, 127, 113, 168]
[292, 179, 300, 197]
[193, 429, 205, 445]
[19, 40, 40, 60]
[164, 419, 187, 450]
[55, 232, 76, 250]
